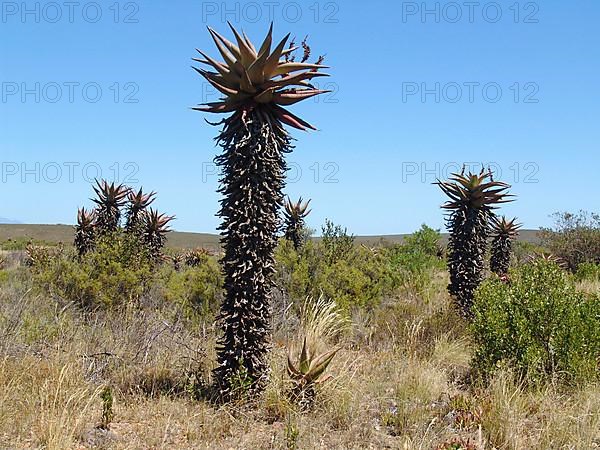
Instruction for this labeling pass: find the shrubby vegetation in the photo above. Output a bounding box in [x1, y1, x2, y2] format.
[31, 232, 153, 309]
[24, 214, 600, 390]
[540, 210, 600, 271]
[24, 179, 180, 311]
[512, 240, 546, 264]
[382, 224, 445, 295]
[157, 255, 223, 323]
[28, 234, 224, 325]
[575, 262, 600, 282]
[472, 260, 600, 383]
[28, 218, 448, 322]
[276, 239, 394, 312]
[1, 236, 56, 251]
[275, 223, 444, 312]
[3, 214, 600, 447]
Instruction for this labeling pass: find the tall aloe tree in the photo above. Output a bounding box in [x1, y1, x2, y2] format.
[283, 196, 311, 250]
[490, 216, 521, 276]
[141, 208, 174, 263]
[74, 207, 96, 256]
[193, 23, 329, 398]
[125, 187, 156, 235]
[92, 180, 129, 235]
[436, 169, 512, 318]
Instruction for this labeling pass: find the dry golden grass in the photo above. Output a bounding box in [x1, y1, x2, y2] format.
[0, 268, 599, 449]
[576, 279, 600, 295]
[0, 355, 102, 449]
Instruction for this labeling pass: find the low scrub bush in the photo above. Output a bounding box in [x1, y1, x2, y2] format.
[157, 255, 223, 323]
[320, 219, 355, 264]
[31, 232, 153, 309]
[382, 225, 445, 295]
[275, 224, 445, 312]
[275, 239, 396, 312]
[472, 260, 600, 383]
[540, 210, 600, 271]
[512, 240, 547, 265]
[575, 262, 600, 282]
[1, 237, 56, 251]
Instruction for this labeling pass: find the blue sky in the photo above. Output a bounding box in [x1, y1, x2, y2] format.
[1, 0, 598, 234]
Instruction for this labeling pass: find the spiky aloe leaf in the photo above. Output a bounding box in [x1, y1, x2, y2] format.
[304, 347, 340, 383]
[299, 336, 310, 374]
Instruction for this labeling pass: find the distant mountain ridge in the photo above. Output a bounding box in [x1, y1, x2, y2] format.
[0, 224, 542, 249]
[0, 218, 22, 224]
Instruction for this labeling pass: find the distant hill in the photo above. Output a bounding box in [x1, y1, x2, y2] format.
[355, 229, 541, 246]
[0, 224, 221, 249]
[0, 224, 542, 249]
[0, 217, 22, 224]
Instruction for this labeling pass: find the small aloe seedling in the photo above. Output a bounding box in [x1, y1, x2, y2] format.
[286, 295, 346, 409]
[287, 337, 339, 407]
[99, 385, 114, 430]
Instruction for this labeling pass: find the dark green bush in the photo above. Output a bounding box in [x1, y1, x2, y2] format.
[320, 219, 355, 264]
[402, 224, 443, 258]
[472, 260, 600, 383]
[32, 232, 153, 309]
[512, 240, 547, 265]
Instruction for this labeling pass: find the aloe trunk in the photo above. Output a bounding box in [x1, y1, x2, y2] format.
[446, 208, 490, 316]
[213, 108, 291, 397]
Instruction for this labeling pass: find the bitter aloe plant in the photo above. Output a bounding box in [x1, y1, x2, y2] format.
[490, 216, 521, 276]
[125, 187, 156, 235]
[283, 196, 311, 250]
[74, 207, 96, 256]
[436, 169, 512, 318]
[92, 180, 129, 235]
[141, 208, 174, 263]
[193, 23, 329, 398]
[287, 295, 345, 409]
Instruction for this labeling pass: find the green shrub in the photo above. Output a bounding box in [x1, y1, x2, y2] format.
[382, 225, 445, 295]
[275, 238, 396, 312]
[402, 224, 443, 258]
[318, 251, 393, 310]
[32, 232, 153, 309]
[512, 240, 547, 265]
[157, 255, 223, 322]
[539, 211, 600, 271]
[472, 261, 600, 383]
[321, 219, 355, 264]
[575, 262, 600, 282]
[1, 237, 56, 251]
[275, 224, 446, 312]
